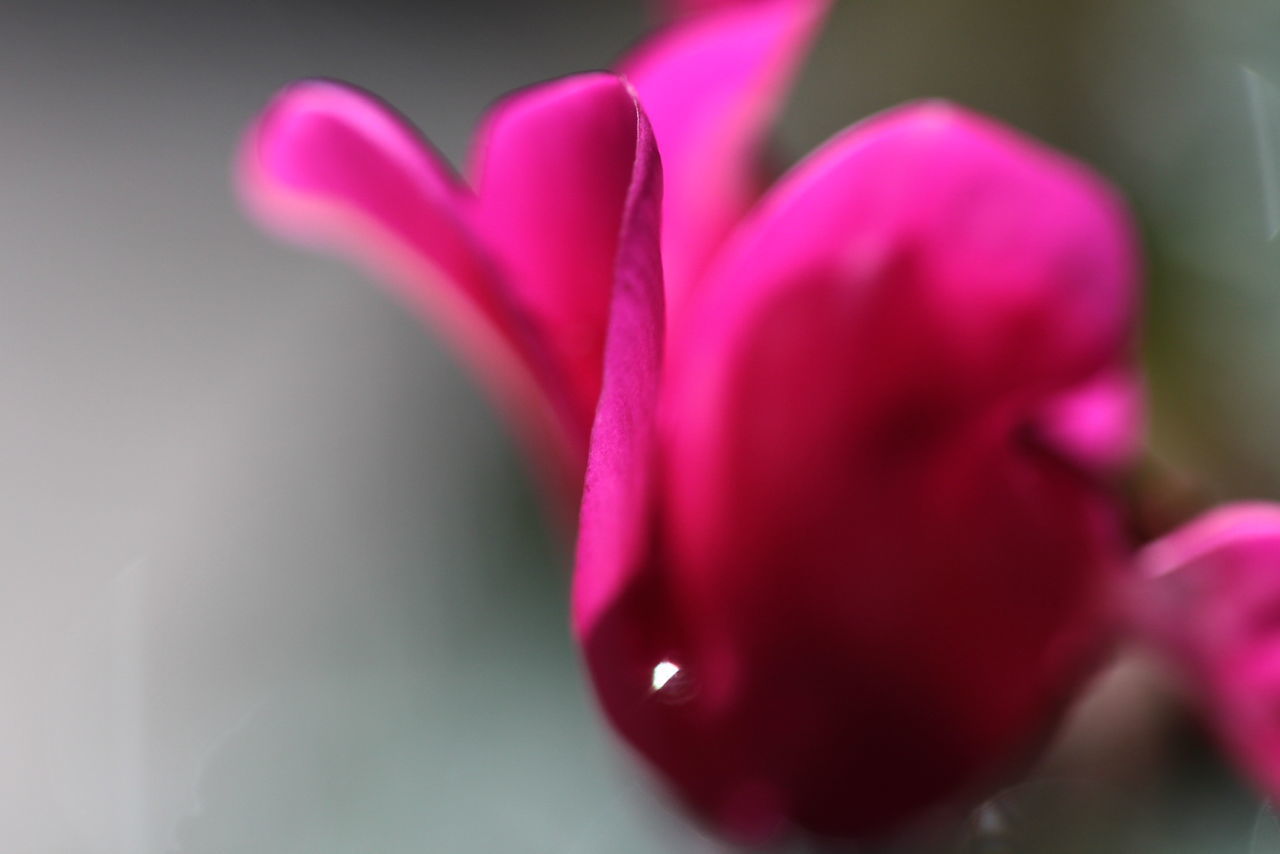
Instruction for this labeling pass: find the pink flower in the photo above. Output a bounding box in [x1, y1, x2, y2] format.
[239, 0, 1143, 840]
[576, 101, 1140, 839]
[1139, 504, 1280, 805]
[240, 73, 654, 500]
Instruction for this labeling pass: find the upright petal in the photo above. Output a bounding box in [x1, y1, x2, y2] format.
[620, 0, 829, 314]
[471, 73, 652, 443]
[572, 105, 665, 637]
[580, 102, 1140, 839]
[569, 100, 674, 805]
[1139, 504, 1280, 802]
[238, 80, 578, 480]
[242, 76, 664, 497]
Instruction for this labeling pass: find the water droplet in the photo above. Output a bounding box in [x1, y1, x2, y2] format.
[651, 660, 680, 692]
[647, 659, 696, 705]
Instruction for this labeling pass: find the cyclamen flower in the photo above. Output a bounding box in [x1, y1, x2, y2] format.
[1139, 504, 1280, 805]
[240, 0, 1147, 840]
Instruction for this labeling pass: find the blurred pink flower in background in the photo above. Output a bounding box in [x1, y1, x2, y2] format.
[1139, 505, 1280, 809]
[235, 0, 1280, 843]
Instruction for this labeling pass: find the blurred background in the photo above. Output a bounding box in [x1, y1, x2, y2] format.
[1, 0, 1278, 851]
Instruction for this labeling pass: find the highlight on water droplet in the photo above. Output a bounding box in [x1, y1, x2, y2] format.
[651, 660, 681, 692]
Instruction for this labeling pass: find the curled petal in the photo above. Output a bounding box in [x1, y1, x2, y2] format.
[621, 0, 830, 314]
[572, 107, 666, 637]
[471, 73, 652, 443]
[570, 97, 673, 800]
[241, 76, 663, 495]
[1139, 503, 1280, 801]
[581, 102, 1139, 838]
[238, 80, 575, 475]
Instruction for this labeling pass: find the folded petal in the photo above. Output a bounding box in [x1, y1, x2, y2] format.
[1139, 503, 1280, 801]
[571, 105, 665, 638]
[620, 0, 829, 315]
[238, 80, 579, 479]
[242, 76, 663, 496]
[581, 102, 1140, 838]
[568, 103, 675, 817]
[471, 73, 652, 443]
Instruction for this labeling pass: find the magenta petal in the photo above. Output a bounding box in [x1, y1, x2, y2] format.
[571, 107, 665, 639]
[569, 98, 671, 769]
[242, 80, 506, 350]
[1032, 368, 1143, 475]
[239, 80, 580, 480]
[471, 73, 651, 442]
[583, 102, 1139, 838]
[621, 0, 829, 315]
[687, 101, 1138, 391]
[1139, 504, 1280, 801]
[240, 77, 664, 495]
[670, 102, 1140, 592]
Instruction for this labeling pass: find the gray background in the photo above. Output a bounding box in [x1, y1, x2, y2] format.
[1, 1, 1278, 851]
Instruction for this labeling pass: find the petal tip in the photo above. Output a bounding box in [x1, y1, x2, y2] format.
[1142, 502, 1280, 579]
